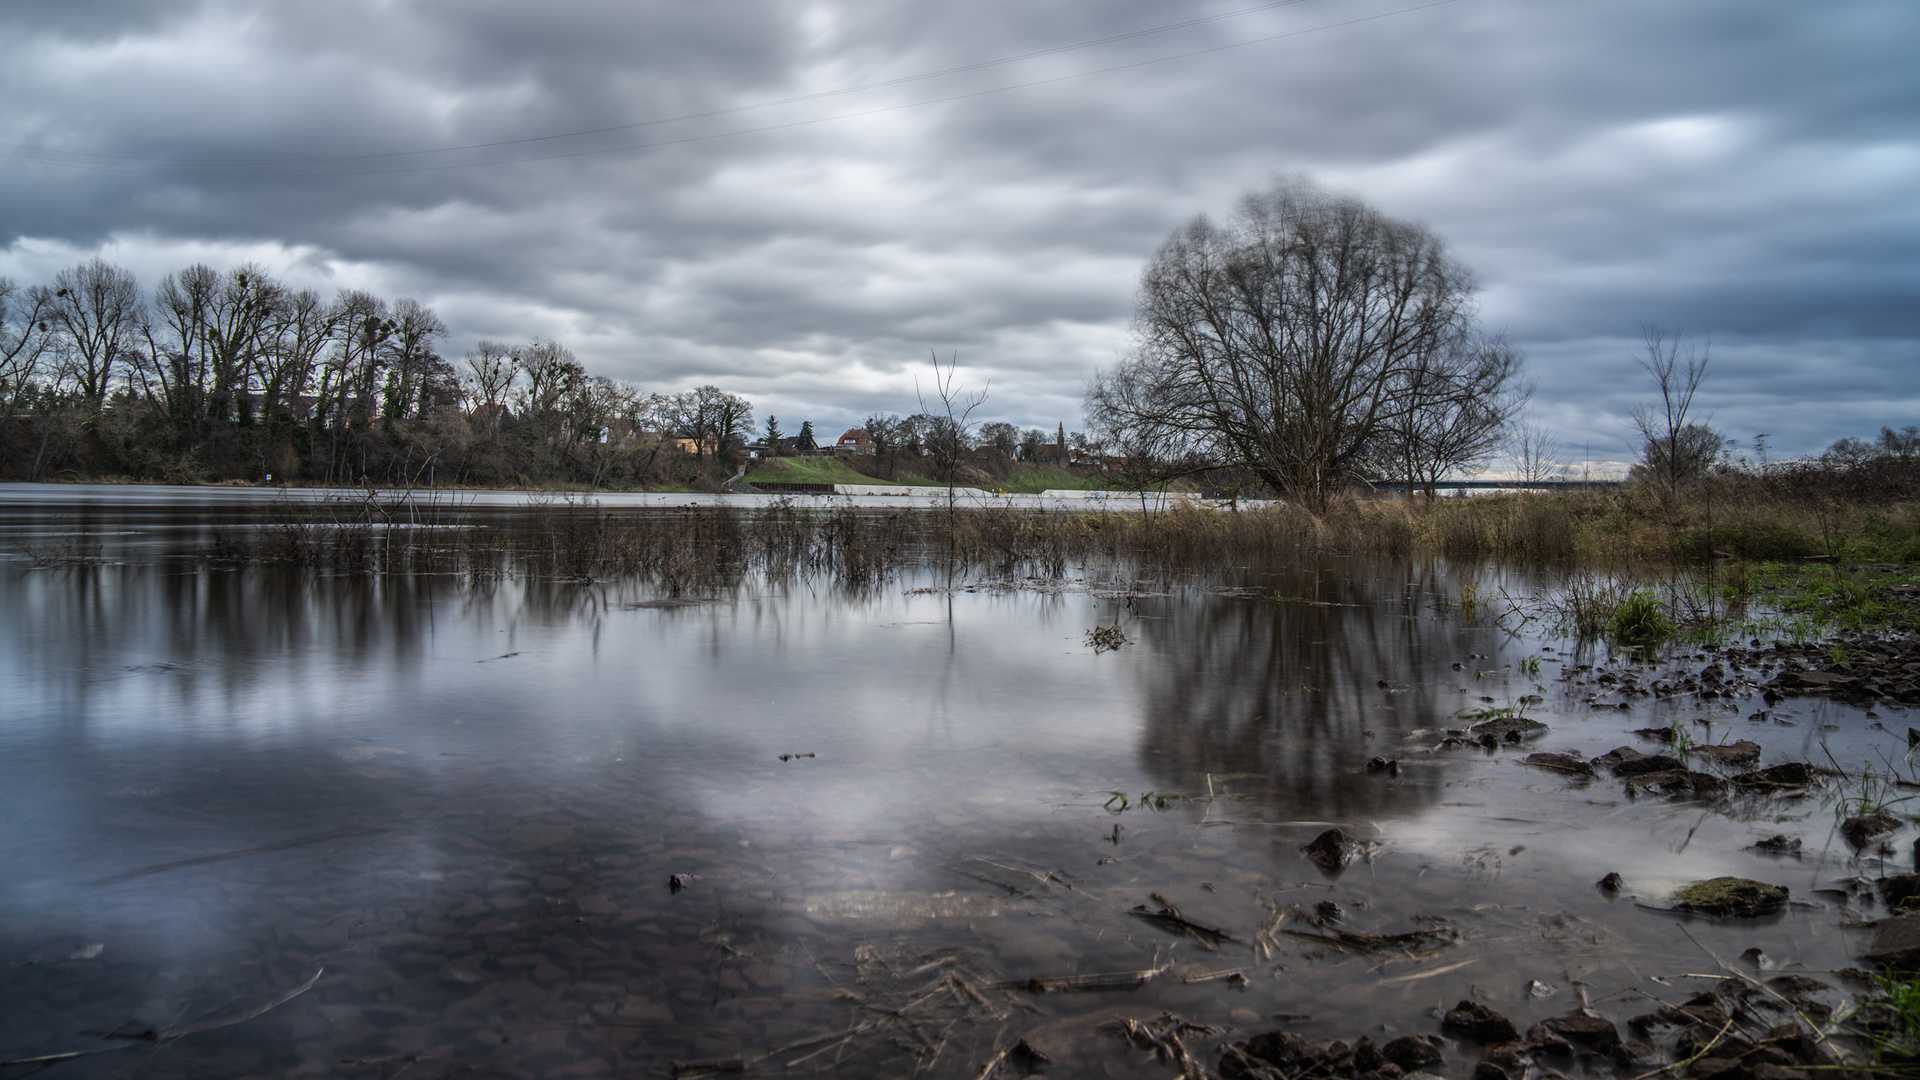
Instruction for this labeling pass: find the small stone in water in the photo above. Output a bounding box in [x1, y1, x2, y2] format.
[1672, 877, 1788, 917]
[1754, 834, 1801, 853]
[1442, 999, 1519, 1043]
[1596, 871, 1625, 894]
[1840, 812, 1899, 849]
[1301, 828, 1364, 873]
[668, 872, 699, 892]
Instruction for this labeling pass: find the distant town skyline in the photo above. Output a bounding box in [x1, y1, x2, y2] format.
[3, 0, 1914, 473]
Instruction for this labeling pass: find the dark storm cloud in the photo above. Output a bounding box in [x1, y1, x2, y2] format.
[2, 0, 1915, 464]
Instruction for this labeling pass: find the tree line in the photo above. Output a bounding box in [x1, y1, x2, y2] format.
[0, 260, 760, 488]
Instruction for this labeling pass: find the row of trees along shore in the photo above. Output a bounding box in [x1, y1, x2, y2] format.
[0, 261, 769, 488]
[0, 260, 1134, 490]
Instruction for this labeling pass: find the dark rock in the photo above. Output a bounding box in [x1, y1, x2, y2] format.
[1351, 1037, 1385, 1073]
[1442, 1000, 1520, 1043]
[1614, 753, 1687, 776]
[1840, 811, 1899, 849]
[1881, 874, 1920, 909]
[1316, 900, 1344, 922]
[1365, 756, 1399, 776]
[1748, 1066, 1809, 1080]
[1625, 769, 1727, 796]
[1771, 669, 1856, 692]
[1613, 1039, 1659, 1067]
[1672, 877, 1789, 917]
[1590, 746, 1649, 771]
[1468, 717, 1550, 746]
[1533, 1013, 1621, 1052]
[1597, 871, 1625, 894]
[1302, 828, 1365, 873]
[1689, 1056, 1746, 1080]
[1765, 976, 1846, 1020]
[1731, 763, 1814, 790]
[1380, 1035, 1443, 1071]
[668, 872, 699, 892]
[1523, 1024, 1571, 1056]
[1237, 1030, 1306, 1071]
[1009, 1038, 1051, 1072]
[1472, 1062, 1511, 1080]
[1524, 752, 1595, 776]
[1218, 1043, 1283, 1080]
[1753, 834, 1801, 853]
[1864, 910, 1920, 972]
[1695, 740, 1763, 766]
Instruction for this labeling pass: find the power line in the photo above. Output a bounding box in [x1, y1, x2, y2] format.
[2, 0, 1459, 179]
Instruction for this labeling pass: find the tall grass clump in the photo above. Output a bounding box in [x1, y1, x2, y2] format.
[1608, 590, 1675, 645]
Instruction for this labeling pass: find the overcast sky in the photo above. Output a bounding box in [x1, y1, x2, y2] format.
[2, 0, 1914, 470]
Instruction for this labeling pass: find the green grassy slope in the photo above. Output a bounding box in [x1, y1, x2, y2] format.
[742, 457, 904, 486]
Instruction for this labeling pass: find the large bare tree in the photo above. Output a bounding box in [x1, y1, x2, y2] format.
[40, 259, 144, 412]
[1087, 177, 1507, 508]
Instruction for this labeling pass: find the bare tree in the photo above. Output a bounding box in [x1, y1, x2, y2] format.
[1630, 327, 1711, 493]
[463, 341, 516, 439]
[978, 421, 1018, 455]
[662, 385, 753, 461]
[1632, 421, 1725, 485]
[203, 264, 287, 428]
[258, 288, 340, 434]
[0, 278, 60, 471]
[140, 264, 219, 440]
[1376, 331, 1527, 497]
[40, 259, 143, 411]
[863, 413, 910, 478]
[916, 352, 987, 490]
[1088, 176, 1485, 509]
[1510, 420, 1566, 486]
[380, 299, 451, 421]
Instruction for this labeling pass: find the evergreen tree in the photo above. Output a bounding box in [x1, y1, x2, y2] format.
[797, 420, 816, 452]
[763, 414, 783, 454]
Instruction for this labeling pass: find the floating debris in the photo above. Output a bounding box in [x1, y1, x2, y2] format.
[1128, 893, 1236, 948]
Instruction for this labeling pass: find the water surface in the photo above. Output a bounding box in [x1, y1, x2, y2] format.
[0, 486, 1901, 1078]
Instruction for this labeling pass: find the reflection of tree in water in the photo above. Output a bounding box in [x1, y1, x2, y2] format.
[1131, 557, 1480, 820]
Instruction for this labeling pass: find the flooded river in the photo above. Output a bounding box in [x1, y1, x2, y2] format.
[0, 485, 1904, 1078]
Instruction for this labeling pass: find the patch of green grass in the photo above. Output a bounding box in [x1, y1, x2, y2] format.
[1867, 968, 1920, 1064]
[1103, 790, 1178, 812]
[999, 465, 1113, 493]
[1608, 591, 1675, 646]
[743, 457, 906, 487]
[1749, 563, 1920, 634]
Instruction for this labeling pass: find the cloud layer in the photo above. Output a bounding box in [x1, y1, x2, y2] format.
[3, 0, 1915, 465]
